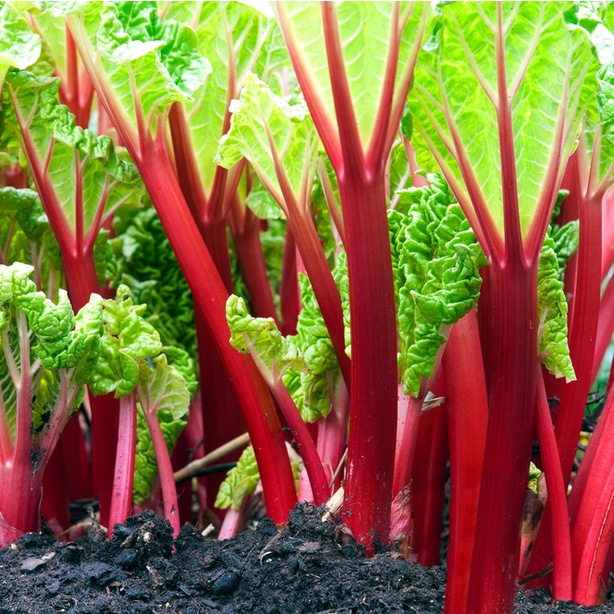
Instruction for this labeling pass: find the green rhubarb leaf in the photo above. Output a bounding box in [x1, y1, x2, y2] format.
[88, 284, 163, 397]
[216, 72, 320, 215]
[5, 69, 143, 250]
[409, 2, 598, 243]
[276, 2, 427, 149]
[215, 444, 259, 511]
[572, 2, 614, 192]
[0, 186, 61, 275]
[245, 181, 286, 221]
[65, 1, 210, 143]
[282, 272, 343, 423]
[163, 1, 289, 192]
[0, 3, 41, 90]
[0, 263, 85, 373]
[27, 7, 68, 82]
[391, 173, 487, 396]
[226, 293, 307, 382]
[136, 354, 190, 422]
[537, 233, 575, 381]
[0, 261, 102, 445]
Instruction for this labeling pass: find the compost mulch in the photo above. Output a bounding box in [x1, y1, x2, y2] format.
[0, 504, 609, 613]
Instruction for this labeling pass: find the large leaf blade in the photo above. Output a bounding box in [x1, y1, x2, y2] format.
[409, 2, 597, 249]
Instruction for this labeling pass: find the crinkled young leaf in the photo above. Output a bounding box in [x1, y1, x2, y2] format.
[112, 205, 197, 363]
[88, 285, 163, 397]
[537, 233, 576, 381]
[226, 294, 307, 381]
[18, 289, 75, 368]
[391, 174, 487, 396]
[65, 1, 210, 145]
[216, 72, 319, 214]
[136, 354, 190, 422]
[0, 261, 103, 446]
[282, 273, 342, 423]
[215, 444, 259, 511]
[163, 346, 197, 398]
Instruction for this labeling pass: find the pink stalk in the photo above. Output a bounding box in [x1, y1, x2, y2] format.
[218, 505, 244, 541]
[410, 392, 448, 567]
[249, 356, 330, 506]
[467, 263, 538, 614]
[569, 390, 614, 604]
[552, 146, 602, 488]
[135, 132, 297, 524]
[276, 1, 426, 550]
[46, 23, 95, 129]
[315, 377, 349, 491]
[230, 203, 279, 322]
[393, 389, 425, 495]
[67, 15, 299, 523]
[278, 226, 300, 336]
[141, 402, 181, 538]
[108, 393, 137, 536]
[442, 310, 488, 614]
[534, 368, 572, 601]
[0, 338, 81, 545]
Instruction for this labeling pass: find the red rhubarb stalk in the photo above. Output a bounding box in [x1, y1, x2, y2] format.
[568, 390, 614, 605]
[534, 368, 572, 601]
[108, 393, 137, 535]
[442, 309, 488, 614]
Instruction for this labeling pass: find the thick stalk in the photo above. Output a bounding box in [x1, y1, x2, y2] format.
[443, 310, 488, 614]
[0, 466, 42, 544]
[142, 405, 181, 538]
[568, 389, 614, 604]
[467, 263, 538, 614]
[108, 393, 137, 536]
[266, 379, 330, 505]
[534, 368, 572, 601]
[553, 150, 602, 488]
[340, 173, 398, 551]
[136, 139, 297, 524]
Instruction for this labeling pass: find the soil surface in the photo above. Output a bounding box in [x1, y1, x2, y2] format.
[0, 504, 609, 614]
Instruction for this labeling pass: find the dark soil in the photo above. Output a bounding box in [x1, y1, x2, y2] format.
[0, 504, 609, 614]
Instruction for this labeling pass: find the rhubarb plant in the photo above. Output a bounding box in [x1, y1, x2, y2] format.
[63, 0, 298, 523]
[87, 285, 193, 537]
[275, 0, 429, 549]
[408, 2, 600, 611]
[2, 4, 614, 614]
[0, 261, 103, 547]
